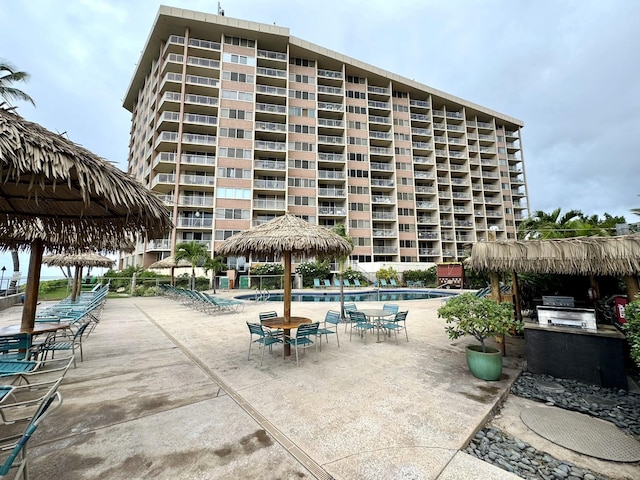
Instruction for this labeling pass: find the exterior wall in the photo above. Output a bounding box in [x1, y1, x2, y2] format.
[123, 7, 529, 272]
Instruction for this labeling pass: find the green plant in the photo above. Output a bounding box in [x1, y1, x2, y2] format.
[403, 267, 437, 286]
[623, 296, 640, 369]
[438, 293, 522, 352]
[296, 260, 330, 287]
[343, 267, 365, 283]
[376, 266, 398, 282]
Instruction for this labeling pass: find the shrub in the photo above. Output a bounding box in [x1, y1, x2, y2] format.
[296, 260, 330, 287]
[403, 267, 437, 287]
[376, 266, 398, 283]
[623, 296, 640, 369]
[438, 293, 522, 352]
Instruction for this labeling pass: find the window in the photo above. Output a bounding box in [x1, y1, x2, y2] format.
[217, 167, 251, 179]
[394, 133, 410, 141]
[396, 162, 411, 171]
[393, 119, 410, 126]
[348, 136, 367, 146]
[219, 128, 250, 139]
[224, 36, 255, 47]
[215, 229, 243, 240]
[398, 208, 414, 216]
[349, 202, 370, 212]
[497, 135, 504, 142]
[393, 104, 409, 112]
[395, 147, 411, 156]
[222, 52, 256, 66]
[354, 237, 371, 246]
[288, 177, 316, 188]
[218, 147, 252, 159]
[222, 71, 254, 83]
[288, 124, 316, 134]
[289, 90, 316, 100]
[289, 73, 315, 84]
[349, 219, 370, 229]
[348, 185, 369, 194]
[397, 192, 414, 200]
[400, 240, 416, 248]
[290, 57, 315, 67]
[348, 153, 368, 162]
[347, 105, 367, 114]
[500, 171, 508, 177]
[220, 108, 252, 120]
[216, 187, 251, 199]
[498, 147, 506, 154]
[288, 196, 315, 206]
[346, 90, 366, 99]
[288, 107, 315, 117]
[289, 159, 316, 169]
[501, 183, 509, 190]
[399, 224, 415, 232]
[347, 75, 365, 84]
[288, 141, 315, 152]
[392, 90, 408, 98]
[348, 169, 369, 178]
[347, 120, 366, 130]
[216, 208, 250, 219]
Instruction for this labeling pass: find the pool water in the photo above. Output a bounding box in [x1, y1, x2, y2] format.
[235, 289, 457, 302]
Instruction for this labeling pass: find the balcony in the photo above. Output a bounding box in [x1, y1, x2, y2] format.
[318, 187, 346, 197]
[318, 118, 344, 129]
[373, 246, 398, 254]
[182, 133, 216, 147]
[372, 211, 396, 220]
[368, 86, 389, 95]
[187, 56, 220, 70]
[413, 156, 434, 166]
[254, 179, 286, 190]
[318, 153, 345, 162]
[410, 99, 430, 108]
[257, 49, 287, 61]
[156, 194, 174, 206]
[254, 199, 286, 210]
[188, 38, 221, 51]
[370, 162, 393, 171]
[255, 140, 286, 151]
[418, 231, 438, 239]
[368, 115, 391, 125]
[318, 207, 346, 215]
[254, 159, 286, 171]
[416, 201, 436, 209]
[185, 75, 219, 89]
[184, 93, 218, 107]
[414, 172, 435, 179]
[318, 135, 344, 145]
[148, 239, 172, 251]
[372, 195, 394, 204]
[368, 100, 390, 110]
[256, 66, 287, 79]
[317, 69, 343, 79]
[183, 113, 217, 126]
[179, 195, 214, 207]
[417, 216, 437, 223]
[419, 249, 440, 256]
[370, 131, 392, 140]
[255, 85, 286, 96]
[181, 153, 216, 167]
[176, 217, 213, 228]
[317, 85, 343, 96]
[410, 113, 430, 123]
[318, 170, 345, 180]
[255, 121, 286, 133]
[255, 103, 286, 114]
[151, 173, 176, 188]
[373, 229, 396, 237]
[179, 174, 215, 186]
[371, 179, 394, 188]
[318, 102, 344, 112]
[370, 147, 393, 156]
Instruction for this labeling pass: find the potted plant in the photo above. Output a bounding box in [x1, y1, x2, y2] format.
[438, 292, 522, 380]
[622, 295, 640, 370]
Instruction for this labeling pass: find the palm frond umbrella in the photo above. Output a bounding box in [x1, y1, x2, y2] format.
[148, 254, 191, 286]
[217, 214, 353, 323]
[0, 108, 173, 330]
[42, 252, 115, 301]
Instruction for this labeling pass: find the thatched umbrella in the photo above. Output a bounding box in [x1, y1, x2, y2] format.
[217, 214, 353, 322]
[148, 254, 191, 286]
[42, 252, 115, 301]
[0, 108, 173, 330]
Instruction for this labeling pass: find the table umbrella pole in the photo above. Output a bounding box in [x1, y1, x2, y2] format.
[21, 239, 43, 331]
[284, 251, 291, 323]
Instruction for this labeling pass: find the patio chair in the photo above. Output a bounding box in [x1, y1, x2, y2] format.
[37, 321, 90, 368]
[246, 322, 281, 366]
[313, 279, 322, 289]
[0, 390, 62, 479]
[333, 278, 341, 288]
[389, 279, 398, 287]
[383, 303, 399, 315]
[317, 310, 340, 349]
[323, 279, 331, 288]
[0, 376, 64, 425]
[353, 279, 362, 287]
[349, 311, 374, 344]
[258, 311, 283, 338]
[382, 311, 409, 344]
[342, 303, 358, 331]
[284, 323, 319, 366]
[343, 279, 351, 288]
[379, 279, 388, 287]
[0, 334, 32, 361]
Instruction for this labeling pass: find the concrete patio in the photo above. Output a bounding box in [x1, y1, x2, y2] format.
[1, 292, 529, 479]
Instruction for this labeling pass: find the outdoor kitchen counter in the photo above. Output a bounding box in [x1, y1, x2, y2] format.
[524, 323, 629, 389]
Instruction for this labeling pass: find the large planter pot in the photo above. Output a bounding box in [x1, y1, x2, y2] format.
[466, 345, 503, 381]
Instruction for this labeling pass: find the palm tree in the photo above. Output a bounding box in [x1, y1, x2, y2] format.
[174, 241, 209, 290]
[1, 60, 35, 287]
[0, 60, 35, 107]
[332, 223, 354, 320]
[203, 255, 227, 293]
[517, 208, 582, 239]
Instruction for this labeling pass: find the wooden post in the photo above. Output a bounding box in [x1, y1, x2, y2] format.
[21, 239, 44, 331]
[486, 230, 506, 356]
[624, 275, 639, 301]
[512, 271, 522, 323]
[283, 251, 291, 323]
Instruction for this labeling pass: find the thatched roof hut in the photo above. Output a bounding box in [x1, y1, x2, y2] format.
[468, 234, 640, 276]
[42, 252, 115, 269]
[148, 255, 191, 269]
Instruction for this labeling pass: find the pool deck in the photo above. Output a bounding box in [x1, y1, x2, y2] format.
[1, 290, 527, 479]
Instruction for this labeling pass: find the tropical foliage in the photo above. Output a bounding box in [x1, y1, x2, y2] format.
[376, 266, 398, 283]
[174, 241, 210, 290]
[623, 296, 640, 369]
[250, 263, 284, 289]
[438, 293, 522, 352]
[403, 267, 437, 287]
[0, 60, 35, 107]
[518, 208, 625, 239]
[203, 255, 227, 293]
[296, 260, 330, 288]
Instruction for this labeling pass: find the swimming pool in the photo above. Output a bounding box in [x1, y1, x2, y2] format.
[235, 289, 458, 303]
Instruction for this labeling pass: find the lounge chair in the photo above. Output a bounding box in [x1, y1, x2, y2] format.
[313, 279, 322, 289]
[379, 279, 388, 288]
[323, 279, 331, 288]
[343, 279, 351, 288]
[333, 278, 341, 288]
[389, 279, 398, 287]
[353, 279, 362, 287]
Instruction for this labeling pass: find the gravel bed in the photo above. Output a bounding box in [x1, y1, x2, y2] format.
[465, 372, 640, 479]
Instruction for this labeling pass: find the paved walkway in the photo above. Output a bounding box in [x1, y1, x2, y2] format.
[2, 293, 527, 479]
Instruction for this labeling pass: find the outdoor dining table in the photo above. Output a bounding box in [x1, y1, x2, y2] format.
[358, 309, 395, 343]
[261, 316, 312, 357]
[0, 322, 71, 337]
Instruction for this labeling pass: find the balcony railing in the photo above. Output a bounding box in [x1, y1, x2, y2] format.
[318, 118, 344, 128]
[188, 38, 221, 51]
[318, 152, 345, 162]
[318, 207, 346, 215]
[317, 69, 343, 79]
[254, 199, 286, 210]
[185, 75, 219, 88]
[256, 67, 287, 78]
[254, 159, 286, 170]
[256, 103, 286, 114]
[255, 140, 286, 151]
[368, 101, 390, 109]
[410, 99, 430, 108]
[182, 133, 216, 146]
[179, 174, 215, 186]
[254, 179, 286, 189]
[368, 115, 391, 124]
[373, 246, 398, 254]
[255, 121, 286, 132]
[183, 113, 217, 126]
[181, 153, 215, 166]
[257, 49, 287, 61]
[255, 85, 286, 96]
[317, 85, 343, 95]
[318, 102, 344, 112]
[184, 94, 218, 106]
[187, 56, 220, 69]
[179, 195, 214, 207]
[318, 188, 346, 197]
[318, 171, 345, 180]
[176, 218, 213, 228]
[318, 135, 344, 145]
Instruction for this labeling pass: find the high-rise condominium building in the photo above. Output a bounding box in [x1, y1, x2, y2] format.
[122, 6, 529, 274]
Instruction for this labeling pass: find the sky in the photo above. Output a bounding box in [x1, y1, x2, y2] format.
[1, 0, 639, 277]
